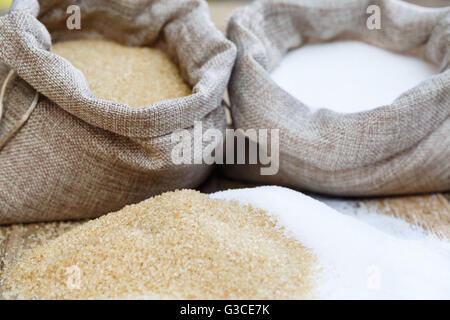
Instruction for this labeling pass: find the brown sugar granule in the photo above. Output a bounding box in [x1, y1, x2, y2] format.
[1, 190, 317, 299]
[52, 39, 192, 108]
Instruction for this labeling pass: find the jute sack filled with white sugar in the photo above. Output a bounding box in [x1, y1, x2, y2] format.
[225, 0, 450, 196]
[0, 0, 235, 223]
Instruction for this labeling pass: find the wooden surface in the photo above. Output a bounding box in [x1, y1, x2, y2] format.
[1, 0, 449, 299]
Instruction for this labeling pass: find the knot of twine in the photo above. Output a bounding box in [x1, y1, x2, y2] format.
[0, 70, 39, 151]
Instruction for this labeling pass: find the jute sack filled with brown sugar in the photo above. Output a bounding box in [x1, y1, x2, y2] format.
[224, 0, 450, 196]
[0, 0, 236, 223]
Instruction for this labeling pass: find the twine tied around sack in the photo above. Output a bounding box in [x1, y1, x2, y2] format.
[0, 70, 39, 151]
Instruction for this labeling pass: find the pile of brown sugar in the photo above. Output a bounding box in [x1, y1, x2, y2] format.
[52, 39, 192, 108]
[1, 190, 317, 299]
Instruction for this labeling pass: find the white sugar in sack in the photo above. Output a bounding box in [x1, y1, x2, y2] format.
[211, 186, 450, 299]
[270, 41, 439, 113]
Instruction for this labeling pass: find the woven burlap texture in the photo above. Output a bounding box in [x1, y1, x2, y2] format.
[225, 0, 450, 196]
[0, 0, 236, 223]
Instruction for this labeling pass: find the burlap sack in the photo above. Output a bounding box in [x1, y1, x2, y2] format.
[0, 0, 236, 223]
[225, 0, 450, 196]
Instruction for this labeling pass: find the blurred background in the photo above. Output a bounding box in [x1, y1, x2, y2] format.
[208, 0, 450, 31]
[1, 1, 449, 17]
[405, 0, 450, 6]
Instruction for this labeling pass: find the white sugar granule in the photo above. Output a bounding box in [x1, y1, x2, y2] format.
[52, 39, 191, 109]
[270, 41, 439, 113]
[1, 190, 317, 300]
[212, 186, 450, 299]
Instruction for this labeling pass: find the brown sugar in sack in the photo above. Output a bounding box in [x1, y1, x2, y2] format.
[0, 0, 236, 223]
[52, 39, 192, 108]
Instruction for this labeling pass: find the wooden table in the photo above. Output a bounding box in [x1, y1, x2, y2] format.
[1, 0, 449, 299]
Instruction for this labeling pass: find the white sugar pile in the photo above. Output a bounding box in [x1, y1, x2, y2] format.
[270, 41, 438, 113]
[212, 186, 450, 299]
